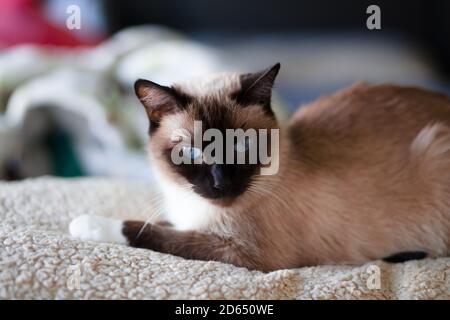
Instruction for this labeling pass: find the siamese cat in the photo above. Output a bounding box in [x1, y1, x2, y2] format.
[70, 63, 450, 271]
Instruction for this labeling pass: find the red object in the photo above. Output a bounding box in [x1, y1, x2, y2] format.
[0, 0, 95, 48]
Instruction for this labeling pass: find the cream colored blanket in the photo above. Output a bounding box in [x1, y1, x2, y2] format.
[0, 177, 448, 299]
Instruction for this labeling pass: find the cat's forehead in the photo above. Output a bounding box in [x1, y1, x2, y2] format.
[168, 73, 245, 131]
[160, 103, 272, 137]
[173, 73, 241, 97]
[160, 101, 239, 134]
[156, 71, 277, 136]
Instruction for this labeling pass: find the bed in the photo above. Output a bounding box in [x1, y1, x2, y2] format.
[0, 177, 448, 299]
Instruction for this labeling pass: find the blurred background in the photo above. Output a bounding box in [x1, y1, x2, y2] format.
[0, 0, 449, 181]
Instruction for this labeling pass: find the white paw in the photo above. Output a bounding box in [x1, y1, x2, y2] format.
[69, 214, 127, 245]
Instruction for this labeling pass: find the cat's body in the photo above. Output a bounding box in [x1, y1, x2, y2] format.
[70, 64, 450, 271]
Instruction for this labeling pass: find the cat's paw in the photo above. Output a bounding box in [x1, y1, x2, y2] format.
[69, 214, 127, 245]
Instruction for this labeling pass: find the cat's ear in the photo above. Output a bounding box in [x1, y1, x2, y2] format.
[134, 79, 186, 125]
[234, 63, 280, 113]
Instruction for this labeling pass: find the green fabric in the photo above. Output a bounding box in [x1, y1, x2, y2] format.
[44, 127, 84, 177]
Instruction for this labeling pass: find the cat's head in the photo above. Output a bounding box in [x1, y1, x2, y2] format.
[135, 63, 280, 205]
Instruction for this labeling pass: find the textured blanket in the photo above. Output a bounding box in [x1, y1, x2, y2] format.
[0, 177, 448, 299]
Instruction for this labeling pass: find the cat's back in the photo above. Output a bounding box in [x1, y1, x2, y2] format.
[287, 82, 450, 169]
[281, 83, 450, 261]
[291, 81, 450, 122]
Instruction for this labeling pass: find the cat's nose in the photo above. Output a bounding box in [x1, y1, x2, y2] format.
[211, 164, 231, 191]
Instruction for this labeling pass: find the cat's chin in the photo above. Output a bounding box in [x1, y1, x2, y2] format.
[207, 196, 237, 208]
[190, 189, 238, 207]
[192, 187, 245, 207]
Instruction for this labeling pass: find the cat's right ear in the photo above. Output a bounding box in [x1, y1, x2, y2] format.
[134, 79, 185, 126]
[233, 63, 280, 115]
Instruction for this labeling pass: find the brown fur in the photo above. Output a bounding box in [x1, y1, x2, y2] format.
[127, 77, 450, 271]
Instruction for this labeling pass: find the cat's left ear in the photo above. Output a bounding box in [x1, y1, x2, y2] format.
[233, 63, 280, 114]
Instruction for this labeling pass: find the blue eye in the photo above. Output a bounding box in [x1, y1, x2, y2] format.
[234, 137, 251, 152]
[182, 146, 202, 159]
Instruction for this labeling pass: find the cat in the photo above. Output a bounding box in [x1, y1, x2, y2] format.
[70, 63, 450, 271]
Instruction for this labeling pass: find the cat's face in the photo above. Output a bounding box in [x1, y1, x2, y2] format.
[135, 64, 280, 205]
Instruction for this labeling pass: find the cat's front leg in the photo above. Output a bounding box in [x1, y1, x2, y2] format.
[69, 215, 128, 244]
[69, 215, 256, 269]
